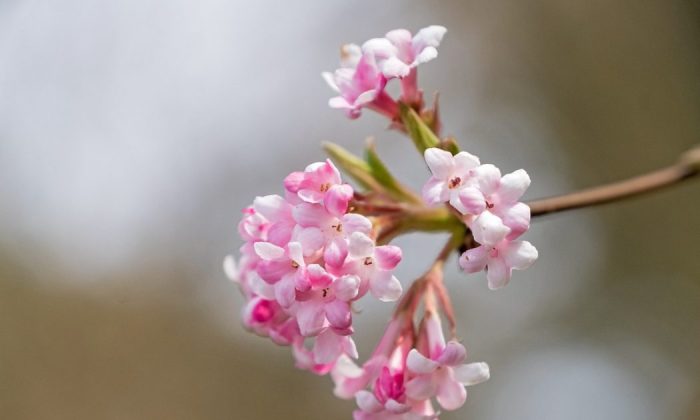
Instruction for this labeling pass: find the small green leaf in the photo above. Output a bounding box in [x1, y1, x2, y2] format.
[364, 138, 421, 204]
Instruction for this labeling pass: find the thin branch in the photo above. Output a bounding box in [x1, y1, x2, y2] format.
[528, 146, 700, 217]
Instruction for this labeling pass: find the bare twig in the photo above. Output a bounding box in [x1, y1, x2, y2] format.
[528, 146, 700, 217]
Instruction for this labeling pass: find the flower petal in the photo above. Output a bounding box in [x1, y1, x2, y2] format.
[254, 242, 285, 261]
[369, 271, 402, 302]
[333, 274, 360, 301]
[381, 56, 411, 78]
[459, 246, 488, 273]
[313, 329, 342, 365]
[454, 362, 490, 386]
[474, 164, 501, 196]
[307, 263, 333, 288]
[503, 240, 538, 270]
[275, 275, 297, 308]
[437, 341, 467, 366]
[458, 186, 486, 215]
[412, 25, 447, 52]
[348, 232, 375, 259]
[453, 151, 480, 174]
[471, 211, 510, 247]
[501, 202, 531, 239]
[498, 169, 531, 204]
[422, 177, 449, 206]
[296, 301, 327, 337]
[342, 213, 372, 235]
[355, 390, 383, 413]
[374, 245, 402, 270]
[222, 255, 238, 282]
[253, 194, 289, 221]
[436, 368, 467, 411]
[424, 147, 454, 179]
[325, 300, 352, 330]
[324, 238, 348, 268]
[325, 184, 354, 216]
[406, 349, 439, 374]
[486, 256, 511, 290]
[405, 374, 437, 400]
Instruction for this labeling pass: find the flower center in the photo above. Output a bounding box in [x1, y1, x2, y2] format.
[448, 176, 461, 189]
[291, 260, 300, 269]
[319, 183, 330, 192]
[331, 223, 343, 233]
[485, 201, 494, 209]
[363, 257, 373, 266]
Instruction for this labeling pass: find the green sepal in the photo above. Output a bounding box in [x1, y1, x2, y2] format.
[399, 102, 441, 154]
[322, 141, 384, 192]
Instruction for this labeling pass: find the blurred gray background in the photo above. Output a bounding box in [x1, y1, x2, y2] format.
[1, 1, 699, 419]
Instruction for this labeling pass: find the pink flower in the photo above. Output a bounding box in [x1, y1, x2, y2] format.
[421, 148, 481, 210]
[340, 232, 403, 302]
[363, 26, 447, 105]
[405, 313, 490, 411]
[458, 164, 532, 238]
[460, 212, 538, 289]
[313, 328, 359, 365]
[295, 266, 361, 336]
[253, 241, 308, 307]
[323, 45, 397, 119]
[252, 194, 295, 246]
[237, 206, 269, 242]
[363, 26, 447, 79]
[292, 203, 372, 266]
[459, 239, 538, 290]
[355, 366, 411, 415]
[285, 160, 354, 216]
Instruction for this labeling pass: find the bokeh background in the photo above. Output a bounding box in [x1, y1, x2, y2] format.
[1, 1, 699, 419]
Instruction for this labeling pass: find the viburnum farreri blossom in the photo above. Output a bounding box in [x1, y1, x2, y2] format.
[226, 158, 404, 375]
[226, 23, 545, 419]
[323, 25, 447, 119]
[420, 147, 539, 290]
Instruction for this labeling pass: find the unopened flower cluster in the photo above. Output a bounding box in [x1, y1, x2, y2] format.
[225, 160, 403, 373]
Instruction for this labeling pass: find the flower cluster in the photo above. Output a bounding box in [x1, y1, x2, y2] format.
[332, 312, 489, 419]
[225, 159, 404, 373]
[422, 148, 539, 289]
[226, 24, 540, 419]
[323, 25, 447, 119]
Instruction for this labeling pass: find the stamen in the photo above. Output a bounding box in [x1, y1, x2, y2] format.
[363, 257, 373, 266]
[448, 177, 461, 189]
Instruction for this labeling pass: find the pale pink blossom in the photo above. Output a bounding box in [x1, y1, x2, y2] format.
[459, 238, 538, 290]
[253, 241, 308, 307]
[312, 328, 359, 365]
[323, 45, 397, 119]
[252, 194, 295, 246]
[294, 266, 361, 336]
[340, 232, 403, 302]
[285, 160, 354, 216]
[292, 203, 372, 266]
[363, 26, 447, 105]
[405, 312, 490, 411]
[421, 148, 481, 210]
[237, 206, 269, 242]
[458, 164, 532, 238]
